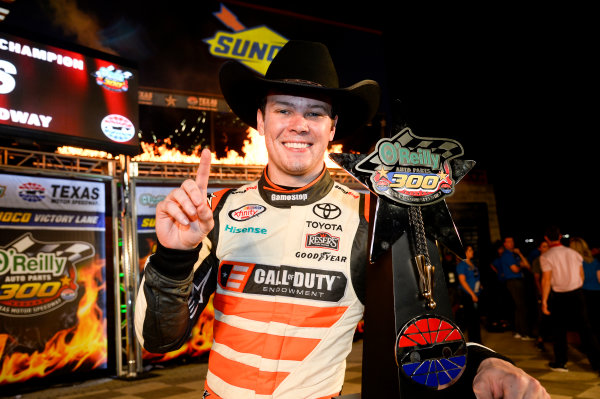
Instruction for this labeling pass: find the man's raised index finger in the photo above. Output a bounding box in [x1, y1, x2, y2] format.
[195, 148, 212, 190]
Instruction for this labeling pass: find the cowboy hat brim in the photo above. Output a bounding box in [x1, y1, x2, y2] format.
[219, 61, 381, 141]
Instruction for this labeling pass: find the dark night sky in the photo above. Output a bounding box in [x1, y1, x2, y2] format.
[379, 9, 597, 244]
[1, 1, 597, 245]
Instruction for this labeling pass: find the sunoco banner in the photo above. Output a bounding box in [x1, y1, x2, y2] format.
[0, 172, 108, 385]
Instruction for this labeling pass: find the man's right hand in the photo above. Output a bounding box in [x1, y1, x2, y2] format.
[155, 148, 215, 250]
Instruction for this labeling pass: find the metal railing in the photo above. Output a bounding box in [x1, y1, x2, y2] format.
[1, 146, 362, 188]
[0, 146, 117, 177]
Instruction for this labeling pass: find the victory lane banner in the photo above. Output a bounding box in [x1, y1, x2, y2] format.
[0, 172, 108, 385]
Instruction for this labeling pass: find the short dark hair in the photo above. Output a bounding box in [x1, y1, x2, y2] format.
[544, 225, 561, 241]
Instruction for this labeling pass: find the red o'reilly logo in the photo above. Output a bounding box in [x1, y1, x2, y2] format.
[229, 204, 266, 221]
[305, 232, 340, 250]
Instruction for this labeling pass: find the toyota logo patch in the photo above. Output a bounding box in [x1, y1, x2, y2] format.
[312, 203, 341, 219]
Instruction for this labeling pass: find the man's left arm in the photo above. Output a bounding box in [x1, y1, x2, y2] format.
[514, 248, 531, 269]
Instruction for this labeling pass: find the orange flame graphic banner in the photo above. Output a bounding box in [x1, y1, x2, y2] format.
[0, 257, 107, 385]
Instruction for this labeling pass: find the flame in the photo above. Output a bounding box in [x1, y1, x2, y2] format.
[55, 146, 117, 159]
[0, 257, 107, 385]
[211, 128, 267, 165]
[56, 128, 345, 168]
[131, 139, 201, 164]
[326, 143, 344, 169]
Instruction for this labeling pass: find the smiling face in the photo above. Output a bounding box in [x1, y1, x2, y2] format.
[257, 93, 337, 186]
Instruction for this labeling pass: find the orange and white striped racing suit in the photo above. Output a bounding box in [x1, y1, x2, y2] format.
[136, 168, 369, 398]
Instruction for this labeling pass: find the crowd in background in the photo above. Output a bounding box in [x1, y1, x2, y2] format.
[443, 226, 600, 374]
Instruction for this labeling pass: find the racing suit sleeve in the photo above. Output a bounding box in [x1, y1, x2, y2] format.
[134, 240, 218, 353]
[444, 343, 514, 398]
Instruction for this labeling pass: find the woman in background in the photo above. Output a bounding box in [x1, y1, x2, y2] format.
[570, 237, 600, 343]
[457, 245, 482, 343]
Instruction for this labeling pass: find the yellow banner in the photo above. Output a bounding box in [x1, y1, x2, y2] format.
[204, 27, 287, 75]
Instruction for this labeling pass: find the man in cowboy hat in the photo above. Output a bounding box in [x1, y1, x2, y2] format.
[135, 40, 548, 398]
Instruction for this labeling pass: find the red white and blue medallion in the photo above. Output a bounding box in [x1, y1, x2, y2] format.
[396, 314, 467, 389]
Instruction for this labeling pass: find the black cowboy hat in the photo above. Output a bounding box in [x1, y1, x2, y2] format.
[219, 40, 381, 141]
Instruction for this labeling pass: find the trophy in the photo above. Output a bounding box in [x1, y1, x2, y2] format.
[330, 126, 475, 397]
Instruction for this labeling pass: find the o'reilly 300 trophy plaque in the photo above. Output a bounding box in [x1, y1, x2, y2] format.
[330, 126, 475, 397]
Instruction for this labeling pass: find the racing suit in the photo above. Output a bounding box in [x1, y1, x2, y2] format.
[135, 167, 504, 398]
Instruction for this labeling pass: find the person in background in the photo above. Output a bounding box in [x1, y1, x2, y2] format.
[490, 241, 504, 277]
[531, 239, 550, 351]
[457, 245, 482, 343]
[531, 240, 549, 295]
[500, 236, 534, 340]
[569, 236, 600, 345]
[487, 241, 511, 332]
[540, 226, 600, 372]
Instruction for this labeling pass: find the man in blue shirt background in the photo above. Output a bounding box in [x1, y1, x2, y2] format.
[500, 236, 534, 340]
